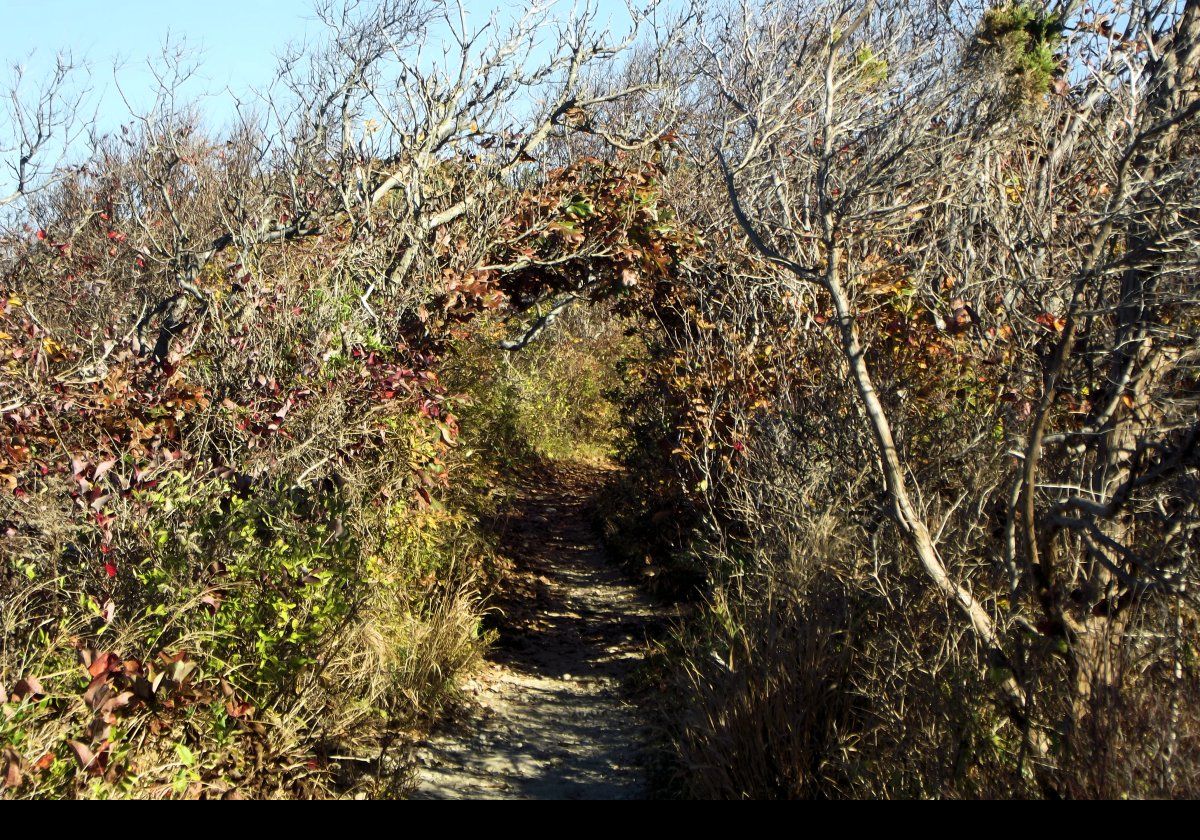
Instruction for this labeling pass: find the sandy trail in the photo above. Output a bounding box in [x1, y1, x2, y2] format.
[412, 467, 663, 800]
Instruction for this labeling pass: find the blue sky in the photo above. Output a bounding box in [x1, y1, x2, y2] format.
[1, 1, 317, 81]
[3, 2, 316, 121]
[1, 0, 642, 135]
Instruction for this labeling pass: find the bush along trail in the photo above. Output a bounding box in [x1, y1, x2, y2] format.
[5, 0, 1200, 800]
[413, 464, 668, 800]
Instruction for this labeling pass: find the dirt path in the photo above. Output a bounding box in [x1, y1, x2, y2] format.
[411, 466, 664, 800]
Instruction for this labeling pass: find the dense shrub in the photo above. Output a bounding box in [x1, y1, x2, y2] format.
[4, 0, 1199, 801]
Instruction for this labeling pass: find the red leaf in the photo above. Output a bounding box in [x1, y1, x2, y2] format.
[87, 651, 118, 679]
[225, 698, 254, 718]
[104, 561, 118, 578]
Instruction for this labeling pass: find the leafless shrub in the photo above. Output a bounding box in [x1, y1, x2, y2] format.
[619, 0, 1200, 797]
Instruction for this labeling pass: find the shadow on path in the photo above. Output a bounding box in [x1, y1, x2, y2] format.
[411, 464, 665, 800]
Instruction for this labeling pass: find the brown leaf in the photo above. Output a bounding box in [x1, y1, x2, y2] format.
[93, 459, 117, 480]
[171, 659, 197, 684]
[83, 673, 112, 710]
[87, 719, 112, 742]
[415, 485, 432, 508]
[99, 690, 134, 718]
[12, 676, 44, 701]
[67, 740, 97, 773]
[131, 676, 155, 702]
[2, 748, 22, 789]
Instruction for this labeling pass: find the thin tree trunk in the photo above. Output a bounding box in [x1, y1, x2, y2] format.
[820, 256, 1044, 753]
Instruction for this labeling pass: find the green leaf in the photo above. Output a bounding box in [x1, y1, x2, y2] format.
[565, 196, 594, 218]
